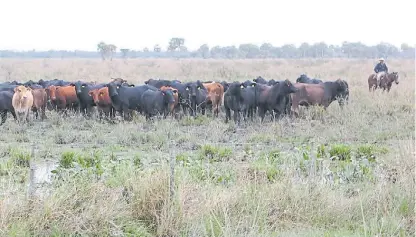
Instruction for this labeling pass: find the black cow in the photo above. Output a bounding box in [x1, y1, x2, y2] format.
[0, 84, 18, 92]
[184, 81, 208, 117]
[106, 83, 158, 121]
[257, 80, 298, 122]
[267, 79, 279, 86]
[38, 79, 71, 88]
[324, 79, 349, 107]
[72, 81, 106, 116]
[140, 89, 177, 120]
[144, 79, 172, 88]
[0, 91, 17, 126]
[253, 76, 268, 84]
[296, 74, 323, 84]
[337, 79, 349, 106]
[220, 81, 230, 92]
[224, 81, 257, 124]
[224, 82, 244, 124]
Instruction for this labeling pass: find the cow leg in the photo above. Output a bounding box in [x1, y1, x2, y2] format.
[225, 108, 231, 123]
[233, 110, 238, 124]
[0, 111, 7, 126]
[41, 105, 47, 120]
[258, 107, 266, 123]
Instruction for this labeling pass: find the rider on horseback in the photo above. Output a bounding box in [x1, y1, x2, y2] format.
[374, 58, 388, 86]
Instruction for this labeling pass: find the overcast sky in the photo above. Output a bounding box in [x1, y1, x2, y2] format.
[0, 0, 414, 51]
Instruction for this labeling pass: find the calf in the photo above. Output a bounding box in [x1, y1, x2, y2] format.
[202, 82, 224, 117]
[12, 86, 34, 123]
[140, 89, 177, 120]
[160, 86, 180, 116]
[31, 88, 48, 120]
[0, 91, 17, 125]
[89, 87, 115, 120]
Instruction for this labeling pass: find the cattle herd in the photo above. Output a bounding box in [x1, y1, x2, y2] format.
[0, 72, 370, 126]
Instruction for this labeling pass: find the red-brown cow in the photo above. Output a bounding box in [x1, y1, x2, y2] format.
[202, 82, 224, 117]
[31, 88, 48, 120]
[88, 87, 114, 120]
[160, 86, 179, 116]
[46, 85, 79, 113]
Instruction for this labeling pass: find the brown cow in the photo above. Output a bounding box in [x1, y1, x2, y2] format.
[160, 86, 179, 116]
[12, 86, 34, 123]
[290, 79, 348, 117]
[202, 82, 224, 117]
[31, 88, 48, 120]
[368, 73, 378, 91]
[379, 72, 399, 92]
[88, 87, 114, 120]
[45, 85, 79, 113]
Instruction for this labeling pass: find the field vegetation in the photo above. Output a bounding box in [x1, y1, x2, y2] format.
[0, 58, 414, 236]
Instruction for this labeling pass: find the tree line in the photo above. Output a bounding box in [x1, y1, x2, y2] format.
[0, 38, 414, 59]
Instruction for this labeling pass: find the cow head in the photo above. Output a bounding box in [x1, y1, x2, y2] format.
[14, 86, 31, 99]
[334, 79, 349, 106]
[105, 83, 119, 97]
[253, 76, 267, 84]
[281, 79, 298, 94]
[46, 86, 58, 101]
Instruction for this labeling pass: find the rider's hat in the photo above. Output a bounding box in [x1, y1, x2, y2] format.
[379, 57, 385, 61]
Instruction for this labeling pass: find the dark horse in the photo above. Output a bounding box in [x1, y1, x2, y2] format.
[379, 72, 399, 92]
[368, 72, 399, 92]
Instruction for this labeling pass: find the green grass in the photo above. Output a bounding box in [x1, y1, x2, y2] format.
[0, 58, 414, 236]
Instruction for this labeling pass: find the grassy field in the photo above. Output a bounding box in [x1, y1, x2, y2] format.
[0, 58, 415, 236]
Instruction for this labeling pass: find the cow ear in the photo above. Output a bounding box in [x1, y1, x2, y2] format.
[14, 87, 18, 92]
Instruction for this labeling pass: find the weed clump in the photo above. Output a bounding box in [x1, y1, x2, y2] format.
[199, 145, 232, 162]
[329, 144, 352, 161]
[10, 149, 31, 168]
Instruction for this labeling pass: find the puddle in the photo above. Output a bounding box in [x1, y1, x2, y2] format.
[28, 160, 58, 199]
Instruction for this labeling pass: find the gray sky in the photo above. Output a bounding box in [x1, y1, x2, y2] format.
[0, 0, 414, 51]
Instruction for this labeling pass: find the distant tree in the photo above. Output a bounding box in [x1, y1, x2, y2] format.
[168, 38, 185, 52]
[120, 48, 130, 58]
[400, 43, 415, 58]
[224, 46, 240, 59]
[197, 44, 210, 58]
[97, 42, 117, 60]
[299, 43, 310, 57]
[312, 42, 328, 58]
[260, 43, 273, 58]
[143, 47, 149, 52]
[107, 44, 117, 60]
[97, 41, 108, 60]
[239, 44, 260, 58]
[153, 44, 161, 52]
[280, 44, 297, 58]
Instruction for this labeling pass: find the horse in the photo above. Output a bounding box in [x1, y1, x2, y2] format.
[379, 72, 399, 92]
[368, 73, 378, 91]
